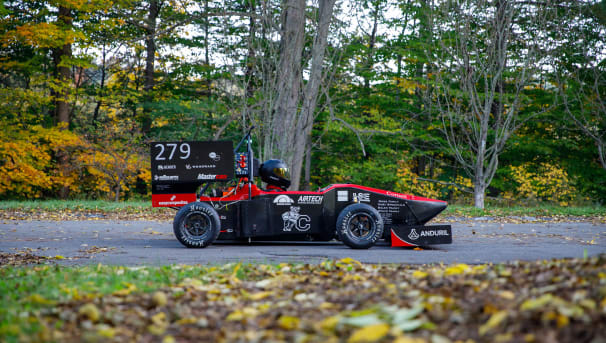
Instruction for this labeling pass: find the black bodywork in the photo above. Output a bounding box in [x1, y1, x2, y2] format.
[208, 184, 449, 245]
[152, 128, 452, 248]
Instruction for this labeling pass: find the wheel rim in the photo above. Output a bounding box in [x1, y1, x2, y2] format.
[182, 212, 211, 239]
[347, 213, 375, 239]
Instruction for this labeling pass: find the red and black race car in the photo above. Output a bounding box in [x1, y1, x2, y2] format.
[151, 128, 452, 249]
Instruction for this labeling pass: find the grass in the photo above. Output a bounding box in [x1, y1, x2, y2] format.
[443, 204, 606, 218]
[0, 199, 154, 212]
[0, 262, 248, 341]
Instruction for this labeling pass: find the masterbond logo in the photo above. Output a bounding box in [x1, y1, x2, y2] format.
[408, 228, 420, 240]
[297, 195, 323, 205]
[273, 195, 295, 206]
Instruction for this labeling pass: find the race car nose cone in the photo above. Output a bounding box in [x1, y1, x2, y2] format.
[409, 200, 448, 224]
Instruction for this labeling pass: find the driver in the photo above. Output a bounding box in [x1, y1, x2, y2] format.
[259, 159, 291, 191]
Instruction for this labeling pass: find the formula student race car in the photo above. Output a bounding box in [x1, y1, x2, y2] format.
[151, 128, 452, 249]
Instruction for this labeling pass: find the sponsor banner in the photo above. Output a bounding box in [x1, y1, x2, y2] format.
[391, 225, 452, 246]
[151, 141, 234, 188]
[152, 193, 197, 207]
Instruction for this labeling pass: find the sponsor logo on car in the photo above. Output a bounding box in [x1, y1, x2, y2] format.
[186, 164, 217, 170]
[408, 228, 420, 240]
[273, 195, 295, 206]
[353, 192, 370, 202]
[337, 191, 348, 202]
[281, 206, 311, 232]
[197, 173, 228, 180]
[209, 152, 221, 161]
[297, 195, 323, 205]
[155, 175, 179, 181]
[158, 165, 177, 170]
[420, 229, 450, 237]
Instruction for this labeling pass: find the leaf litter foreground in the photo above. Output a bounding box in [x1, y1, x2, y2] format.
[2, 257, 605, 343]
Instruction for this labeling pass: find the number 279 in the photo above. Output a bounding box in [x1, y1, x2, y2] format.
[154, 143, 190, 160]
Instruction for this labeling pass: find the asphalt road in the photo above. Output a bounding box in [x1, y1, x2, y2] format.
[1, 219, 605, 265]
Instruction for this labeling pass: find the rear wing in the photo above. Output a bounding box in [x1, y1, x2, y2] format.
[151, 141, 234, 207]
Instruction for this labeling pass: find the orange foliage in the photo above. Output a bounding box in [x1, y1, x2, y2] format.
[0, 118, 150, 200]
[0, 124, 82, 198]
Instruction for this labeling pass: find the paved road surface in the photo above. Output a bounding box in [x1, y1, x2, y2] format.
[1, 220, 604, 265]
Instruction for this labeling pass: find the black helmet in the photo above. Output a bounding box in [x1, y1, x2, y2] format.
[259, 159, 291, 189]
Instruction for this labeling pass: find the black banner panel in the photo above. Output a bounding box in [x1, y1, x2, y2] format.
[151, 141, 234, 196]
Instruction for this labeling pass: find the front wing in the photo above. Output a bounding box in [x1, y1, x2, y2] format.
[390, 225, 453, 247]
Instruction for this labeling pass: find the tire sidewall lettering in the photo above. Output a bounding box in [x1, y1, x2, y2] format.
[337, 204, 384, 248]
[174, 202, 220, 248]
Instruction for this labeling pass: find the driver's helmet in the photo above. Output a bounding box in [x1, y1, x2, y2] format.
[259, 159, 291, 189]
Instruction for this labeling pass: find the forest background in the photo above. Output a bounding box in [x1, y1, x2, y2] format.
[1, 0, 605, 209]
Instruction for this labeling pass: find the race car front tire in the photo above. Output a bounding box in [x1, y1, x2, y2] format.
[173, 202, 221, 248]
[336, 203, 384, 249]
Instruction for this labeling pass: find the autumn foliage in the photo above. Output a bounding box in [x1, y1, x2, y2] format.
[0, 119, 149, 200]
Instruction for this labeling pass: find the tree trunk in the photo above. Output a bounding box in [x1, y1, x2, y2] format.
[142, 0, 160, 134]
[363, 1, 380, 91]
[271, 0, 306, 165]
[473, 183, 486, 209]
[53, 5, 73, 199]
[598, 143, 606, 170]
[288, 0, 336, 190]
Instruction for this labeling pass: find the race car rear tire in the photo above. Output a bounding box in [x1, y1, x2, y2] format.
[336, 203, 384, 249]
[173, 202, 220, 248]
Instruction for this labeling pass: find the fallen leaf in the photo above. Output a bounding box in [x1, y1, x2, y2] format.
[348, 323, 390, 343]
[479, 310, 508, 336]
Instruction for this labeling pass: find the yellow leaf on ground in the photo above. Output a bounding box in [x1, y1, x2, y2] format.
[445, 264, 471, 275]
[113, 283, 137, 296]
[152, 291, 168, 307]
[393, 336, 427, 343]
[338, 257, 362, 267]
[479, 310, 508, 336]
[96, 324, 116, 338]
[249, 291, 272, 300]
[26, 294, 56, 305]
[520, 294, 553, 311]
[412, 270, 428, 279]
[78, 303, 100, 322]
[278, 316, 300, 330]
[498, 291, 515, 300]
[318, 315, 340, 332]
[348, 323, 390, 343]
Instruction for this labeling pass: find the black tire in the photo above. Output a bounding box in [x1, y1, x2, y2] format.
[336, 203, 384, 249]
[173, 202, 220, 248]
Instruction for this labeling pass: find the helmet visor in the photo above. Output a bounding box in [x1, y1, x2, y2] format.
[273, 167, 289, 179]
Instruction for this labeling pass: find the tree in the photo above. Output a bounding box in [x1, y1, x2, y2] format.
[554, 1, 606, 170]
[423, 0, 551, 208]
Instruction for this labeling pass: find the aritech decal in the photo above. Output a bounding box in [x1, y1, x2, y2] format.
[297, 195, 323, 205]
